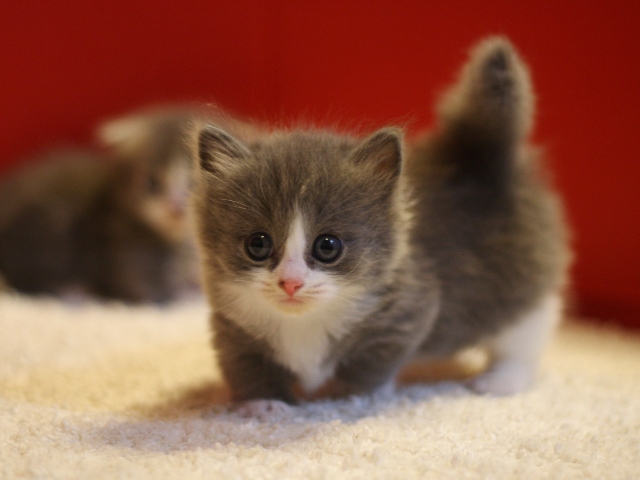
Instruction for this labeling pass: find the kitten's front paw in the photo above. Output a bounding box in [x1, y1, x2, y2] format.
[372, 380, 397, 399]
[232, 399, 295, 420]
[469, 361, 535, 396]
[321, 378, 396, 400]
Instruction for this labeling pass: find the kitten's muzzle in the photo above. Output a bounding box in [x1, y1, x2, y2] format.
[279, 279, 304, 298]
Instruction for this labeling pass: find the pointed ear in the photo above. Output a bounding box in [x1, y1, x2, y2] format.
[97, 114, 152, 154]
[350, 128, 403, 180]
[198, 125, 251, 175]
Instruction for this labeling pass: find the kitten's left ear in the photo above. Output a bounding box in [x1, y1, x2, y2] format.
[350, 128, 404, 180]
[97, 114, 152, 155]
[197, 125, 251, 175]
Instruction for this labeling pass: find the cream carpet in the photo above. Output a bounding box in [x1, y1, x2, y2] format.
[1, 294, 638, 479]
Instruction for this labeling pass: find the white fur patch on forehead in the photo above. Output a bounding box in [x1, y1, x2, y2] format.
[288, 213, 306, 255]
[276, 212, 308, 280]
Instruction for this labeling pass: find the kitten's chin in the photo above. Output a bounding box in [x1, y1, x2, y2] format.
[274, 297, 317, 315]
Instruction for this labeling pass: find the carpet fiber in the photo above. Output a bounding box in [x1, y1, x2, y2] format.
[1, 294, 638, 479]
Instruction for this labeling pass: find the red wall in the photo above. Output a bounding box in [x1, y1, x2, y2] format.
[1, 1, 639, 326]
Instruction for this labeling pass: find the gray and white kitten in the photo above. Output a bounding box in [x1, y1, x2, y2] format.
[191, 37, 570, 404]
[0, 108, 201, 303]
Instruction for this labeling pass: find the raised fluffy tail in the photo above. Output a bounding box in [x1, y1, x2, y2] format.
[436, 37, 535, 182]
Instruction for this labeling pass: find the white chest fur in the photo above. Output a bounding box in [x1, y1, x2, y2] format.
[268, 300, 360, 391]
[219, 281, 365, 392]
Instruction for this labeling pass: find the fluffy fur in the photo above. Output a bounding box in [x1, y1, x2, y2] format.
[191, 37, 570, 403]
[0, 108, 202, 303]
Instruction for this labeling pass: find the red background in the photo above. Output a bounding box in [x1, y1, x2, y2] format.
[1, 1, 639, 327]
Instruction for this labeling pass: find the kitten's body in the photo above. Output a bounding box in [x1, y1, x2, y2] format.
[0, 152, 109, 296]
[192, 38, 570, 402]
[0, 108, 204, 303]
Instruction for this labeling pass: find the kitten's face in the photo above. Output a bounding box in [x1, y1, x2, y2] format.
[230, 212, 361, 316]
[193, 128, 405, 318]
[102, 112, 195, 243]
[133, 156, 191, 243]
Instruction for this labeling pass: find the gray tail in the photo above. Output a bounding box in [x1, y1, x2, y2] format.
[436, 37, 534, 184]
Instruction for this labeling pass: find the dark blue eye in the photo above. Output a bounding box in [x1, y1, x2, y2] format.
[246, 232, 273, 261]
[313, 234, 342, 263]
[147, 174, 163, 195]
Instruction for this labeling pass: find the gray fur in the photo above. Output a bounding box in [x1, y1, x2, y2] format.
[409, 38, 569, 355]
[192, 37, 570, 402]
[0, 108, 201, 303]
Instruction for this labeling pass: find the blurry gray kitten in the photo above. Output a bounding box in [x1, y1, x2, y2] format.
[191, 37, 570, 404]
[0, 108, 202, 303]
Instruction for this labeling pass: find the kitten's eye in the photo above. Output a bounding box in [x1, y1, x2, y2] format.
[245, 232, 273, 261]
[313, 234, 343, 263]
[147, 175, 163, 194]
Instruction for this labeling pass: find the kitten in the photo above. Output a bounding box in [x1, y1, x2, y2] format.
[0, 108, 203, 303]
[191, 37, 570, 404]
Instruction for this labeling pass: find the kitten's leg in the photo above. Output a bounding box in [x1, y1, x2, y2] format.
[335, 336, 417, 397]
[334, 297, 439, 397]
[213, 312, 297, 404]
[470, 293, 562, 395]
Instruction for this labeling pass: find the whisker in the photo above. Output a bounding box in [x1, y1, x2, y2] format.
[332, 293, 358, 307]
[212, 184, 269, 223]
[202, 197, 249, 213]
[209, 176, 267, 214]
[215, 294, 249, 312]
[336, 291, 364, 301]
[221, 198, 252, 209]
[211, 176, 253, 201]
[344, 256, 364, 278]
[319, 193, 361, 219]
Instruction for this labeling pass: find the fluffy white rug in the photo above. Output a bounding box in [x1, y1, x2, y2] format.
[1, 294, 638, 479]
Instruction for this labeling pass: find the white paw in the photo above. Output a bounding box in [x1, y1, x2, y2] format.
[232, 399, 295, 420]
[469, 361, 535, 396]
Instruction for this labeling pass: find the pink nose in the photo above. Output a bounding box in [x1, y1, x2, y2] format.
[169, 197, 186, 218]
[279, 279, 304, 298]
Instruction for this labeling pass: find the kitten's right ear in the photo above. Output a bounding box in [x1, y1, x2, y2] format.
[198, 125, 250, 175]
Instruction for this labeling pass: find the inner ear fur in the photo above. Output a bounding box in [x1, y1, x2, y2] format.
[198, 125, 251, 175]
[350, 128, 404, 180]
